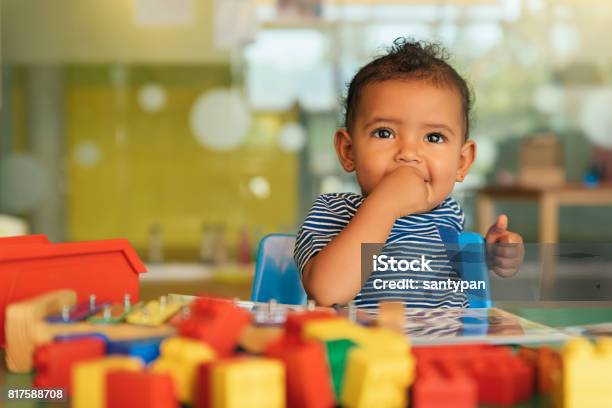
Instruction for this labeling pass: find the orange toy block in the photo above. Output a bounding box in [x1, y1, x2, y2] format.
[265, 338, 335, 408]
[106, 370, 178, 408]
[0, 235, 146, 346]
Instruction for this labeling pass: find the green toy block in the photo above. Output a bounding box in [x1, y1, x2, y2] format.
[325, 338, 357, 399]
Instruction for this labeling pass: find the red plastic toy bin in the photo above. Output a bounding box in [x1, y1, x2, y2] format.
[0, 235, 147, 346]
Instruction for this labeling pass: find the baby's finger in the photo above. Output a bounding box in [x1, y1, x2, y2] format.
[494, 265, 519, 278]
[493, 244, 520, 259]
[485, 215, 509, 244]
[493, 256, 519, 270]
[495, 214, 508, 231]
[498, 232, 523, 244]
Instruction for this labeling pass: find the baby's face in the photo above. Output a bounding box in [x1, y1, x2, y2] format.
[337, 79, 475, 205]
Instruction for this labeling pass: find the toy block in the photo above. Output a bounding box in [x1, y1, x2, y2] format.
[340, 347, 414, 408]
[377, 301, 405, 333]
[199, 357, 285, 408]
[556, 337, 612, 408]
[324, 339, 357, 400]
[265, 339, 335, 408]
[414, 344, 535, 405]
[178, 297, 251, 357]
[33, 337, 106, 394]
[238, 325, 284, 354]
[150, 336, 216, 404]
[284, 311, 337, 341]
[46, 295, 109, 323]
[412, 361, 477, 408]
[197, 357, 242, 408]
[472, 350, 535, 405]
[106, 337, 165, 364]
[71, 356, 143, 408]
[359, 327, 411, 353]
[5, 290, 175, 373]
[0, 235, 145, 346]
[126, 296, 184, 326]
[302, 319, 370, 346]
[519, 346, 561, 394]
[106, 370, 178, 408]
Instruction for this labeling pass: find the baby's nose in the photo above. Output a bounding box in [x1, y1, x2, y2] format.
[394, 141, 422, 163]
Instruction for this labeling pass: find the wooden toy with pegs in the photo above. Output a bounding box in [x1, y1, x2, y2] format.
[88, 294, 143, 325]
[5, 290, 176, 373]
[125, 295, 185, 326]
[46, 294, 109, 323]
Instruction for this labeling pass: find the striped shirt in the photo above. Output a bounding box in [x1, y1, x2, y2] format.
[295, 193, 469, 310]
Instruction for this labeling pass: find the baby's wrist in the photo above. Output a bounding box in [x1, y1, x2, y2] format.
[363, 191, 402, 221]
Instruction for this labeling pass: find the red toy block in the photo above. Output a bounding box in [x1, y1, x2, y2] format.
[178, 297, 251, 357]
[106, 370, 178, 408]
[0, 235, 146, 346]
[196, 361, 215, 408]
[284, 311, 338, 342]
[33, 337, 106, 394]
[413, 344, 536, 406]
[265, 338, 335, 408]
[412, 361, 477, 408]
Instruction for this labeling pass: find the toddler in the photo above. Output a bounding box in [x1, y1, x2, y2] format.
[295, 39, 524, 308]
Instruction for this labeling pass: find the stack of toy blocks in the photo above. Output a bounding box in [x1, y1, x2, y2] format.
[272, 310, 415, 408]
[412, 344, 535, 407]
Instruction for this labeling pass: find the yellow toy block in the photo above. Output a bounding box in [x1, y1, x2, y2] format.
[126, 296, 184, 326]
[303, 319, 370, 345]
[150, 336, 216, 404]
[360, 327, 411, 353]
[71, 356, 142, 408]
[340, 347, 414, 408]
[212, 358, 285, 408]
[556, 337, 612, 408]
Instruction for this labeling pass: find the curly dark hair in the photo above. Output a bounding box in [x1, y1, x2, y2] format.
[343, 38, 473, 139]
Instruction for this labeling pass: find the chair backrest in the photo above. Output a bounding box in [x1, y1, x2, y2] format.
[251, 232, 492, 308]
[251, 234, 307, 305]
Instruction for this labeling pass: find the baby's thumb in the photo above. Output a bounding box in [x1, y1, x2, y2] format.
[486, 214, 508, 244]
[495, 214, 508, 231]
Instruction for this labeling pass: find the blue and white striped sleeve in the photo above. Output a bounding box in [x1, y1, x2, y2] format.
[294, 194, 350, 274]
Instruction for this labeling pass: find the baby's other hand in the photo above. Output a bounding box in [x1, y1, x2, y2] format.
[485, 214, 525, 278]
[370, 166, 434, 219]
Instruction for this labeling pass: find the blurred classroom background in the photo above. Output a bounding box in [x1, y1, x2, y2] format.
[1, 0, 612, 288]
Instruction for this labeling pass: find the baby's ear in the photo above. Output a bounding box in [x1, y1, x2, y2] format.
[456, 139, 476, 182]
[334, 128, 355, 172]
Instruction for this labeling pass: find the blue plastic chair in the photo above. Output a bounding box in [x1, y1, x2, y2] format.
[251, 232, 492, 308]
[251, 234, 308, 305]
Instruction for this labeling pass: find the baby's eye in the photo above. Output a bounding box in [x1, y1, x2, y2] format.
[372, 128, 394, 139]
[425, 132, 446, 144]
